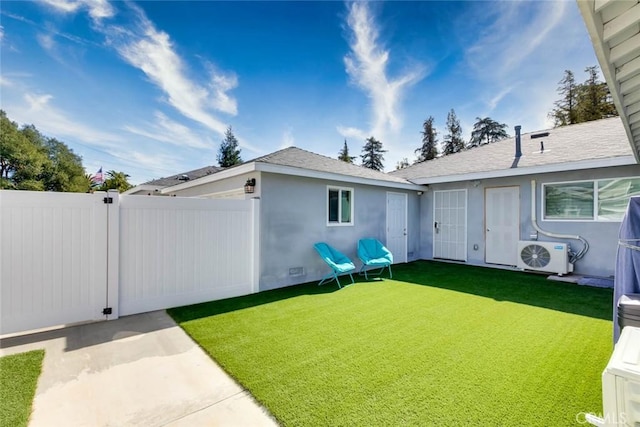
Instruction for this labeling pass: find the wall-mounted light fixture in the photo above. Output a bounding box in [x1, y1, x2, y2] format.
[471, 180, 481, 187]
[417, 191, 424, 196]
[244, 178, 256, 194]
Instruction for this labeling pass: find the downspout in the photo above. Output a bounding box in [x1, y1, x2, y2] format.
[530, 180, 589, 264]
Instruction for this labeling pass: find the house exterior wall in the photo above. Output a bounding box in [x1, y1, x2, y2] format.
[168, 172, 261, 199]
[259, 173, 420, 290]
[419, 164, 639, 278]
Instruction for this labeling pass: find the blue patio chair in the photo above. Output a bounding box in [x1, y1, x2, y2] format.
[313, 242, 356, 288]
[357, 238, 393, 280]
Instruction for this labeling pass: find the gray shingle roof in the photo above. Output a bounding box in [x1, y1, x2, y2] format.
[391, 117, 635, 181]
[143, 165, 223, 187]
[252, 146, 412, 184]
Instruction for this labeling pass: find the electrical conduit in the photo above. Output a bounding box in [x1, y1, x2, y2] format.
[530, 180, 589, 264]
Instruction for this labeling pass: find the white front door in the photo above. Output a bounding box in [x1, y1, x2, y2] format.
[386, 192, 407, 263]
[485, 186, 520, 266]
[433, 190, 467, 261]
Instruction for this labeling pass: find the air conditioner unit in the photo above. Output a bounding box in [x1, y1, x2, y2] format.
[516, 241, 573, 275]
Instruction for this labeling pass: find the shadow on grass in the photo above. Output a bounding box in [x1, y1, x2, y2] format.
[394, 260, 613, 321]
[169, 260, 613, 323]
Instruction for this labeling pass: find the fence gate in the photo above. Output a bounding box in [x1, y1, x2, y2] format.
[0, 191, 113, 335]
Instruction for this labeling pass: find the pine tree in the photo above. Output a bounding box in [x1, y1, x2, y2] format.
[576, 66, 617, 122]
[338, 140, 356, 163]
[468, 117, 509, 148]
[549, 66, 617, 127]
[442, 109, 465, 156]
[216, 126, 242, 167]
[396, 158, 410, 170]
[549, 70, 579, 127]
[360, 136, 386, 171]
[415, 116, 438, 162]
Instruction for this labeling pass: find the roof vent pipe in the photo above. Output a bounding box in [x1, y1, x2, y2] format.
[515, 125, 522, 158]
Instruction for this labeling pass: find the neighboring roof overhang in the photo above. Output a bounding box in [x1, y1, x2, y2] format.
[578, 0, 640, 163]
[162, 161, 425, 194]
[411, 155, 637, 185]
[123, 184, 163, 195]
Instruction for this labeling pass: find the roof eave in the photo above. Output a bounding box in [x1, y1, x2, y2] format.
[256, 162, 425, 190]
[161, 163, 257, 194]
[577, 0, 640, 164]
[409, 156, 637, 185]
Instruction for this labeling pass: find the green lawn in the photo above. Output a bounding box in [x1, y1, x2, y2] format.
[169, 261, 613, 426]
[0, 349, 44, 427]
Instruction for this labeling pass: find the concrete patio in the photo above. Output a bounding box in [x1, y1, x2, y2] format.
[0, 311, 278, 427]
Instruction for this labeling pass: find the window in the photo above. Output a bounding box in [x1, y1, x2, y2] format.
[327, 186, 353, 226]
[543, 177, 640, 221]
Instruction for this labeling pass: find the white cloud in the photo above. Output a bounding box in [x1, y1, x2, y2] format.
[280, 127, 295, 149]
[100, 4, 237, 138]
[13, 92, 123, 147]
[466, 2, 567, 78]
[343, 2, 425, 141]
[0, 76, 13, 87]
[124, 111, 212, 149]
[37, 33, 55, 51]
[337, 125, 368, 141]
[41, 0, 114, 22]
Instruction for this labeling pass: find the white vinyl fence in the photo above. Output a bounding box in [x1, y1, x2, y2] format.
[0, 190, 259, 335]
[118, 195, 259, 316]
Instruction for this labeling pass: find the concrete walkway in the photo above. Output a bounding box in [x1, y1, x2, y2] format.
[0, 311, 278, 427]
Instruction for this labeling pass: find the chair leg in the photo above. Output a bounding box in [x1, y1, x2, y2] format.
[388, 265, 392, 279]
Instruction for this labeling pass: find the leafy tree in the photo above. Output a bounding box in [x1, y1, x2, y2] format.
[0, 111, 32, 187]
[549, 66, 617, 127]
[0, 111, 89, 191]
[99, 170, 133, 192]
[549, 70, 579, 126]
[0, 117, 48, 190]
[576, 66, 617, 122]
[360, 136, 386, 171]
[415, 116, 438, 162]
[396, 158, 410, 170]
[338, 140, 356, 163]
[41, 138, 87, 192]
[441, 109, 465, 156]
[216, 126, 242, 167]
[468, 117, 509, 148]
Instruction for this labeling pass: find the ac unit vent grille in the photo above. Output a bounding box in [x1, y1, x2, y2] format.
[520, 244, 551, 269]
[516, 241, 573, 275]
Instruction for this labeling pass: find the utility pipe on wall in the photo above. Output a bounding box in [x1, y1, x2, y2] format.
[530, 180, 589, 263]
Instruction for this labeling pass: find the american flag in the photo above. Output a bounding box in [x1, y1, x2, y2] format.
[91, 167, 104, 185]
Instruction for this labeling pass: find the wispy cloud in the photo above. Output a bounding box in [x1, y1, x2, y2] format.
[280, 127, 295, 149]
[465, 1, 567, 78]
[342, 2, 425, 142]
[124, 111, 212, 149]
[12, 92, 123, 147]
[337, 125, 368, 141]
[41, 0, 114, 22]
[101, 3, 237, 138]
[37, 1, 239, 141]
[459, 1, 590, 132]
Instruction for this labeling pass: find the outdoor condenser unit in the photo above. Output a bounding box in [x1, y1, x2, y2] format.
[586, 326, 640, 426]
[516, 241, 573, 275]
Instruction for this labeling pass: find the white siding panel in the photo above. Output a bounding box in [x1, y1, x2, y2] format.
[0, 191, 108, 335]
[118, 196, 258, 316]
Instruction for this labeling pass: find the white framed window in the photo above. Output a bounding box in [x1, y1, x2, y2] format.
[543, 177, 640, 221]
[327, 186, 354, 226]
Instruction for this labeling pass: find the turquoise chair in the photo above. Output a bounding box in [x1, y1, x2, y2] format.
[313, 242, 356, 288]
[357, 238, 393, 279]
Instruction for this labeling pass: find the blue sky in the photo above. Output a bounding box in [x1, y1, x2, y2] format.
[1, 0, 599, 184]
